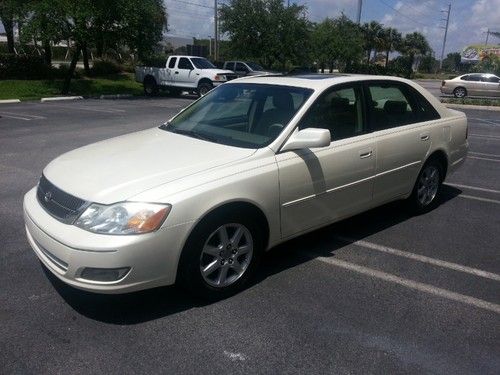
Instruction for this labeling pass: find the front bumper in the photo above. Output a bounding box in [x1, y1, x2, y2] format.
[23, 187, 192, 294]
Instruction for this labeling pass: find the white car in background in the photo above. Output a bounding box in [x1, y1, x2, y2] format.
[440, 73, 500, 98]
[24, 74, 468, 299]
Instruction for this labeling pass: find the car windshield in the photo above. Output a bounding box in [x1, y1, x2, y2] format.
[162, 83, 313, 148]
[191, 58, 216, 69]
[247, 62, 264, 71]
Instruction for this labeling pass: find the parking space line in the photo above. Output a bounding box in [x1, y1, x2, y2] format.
[468, 156, 500, 162]
[460, 194, 500, 204]
[469, 134, 500, 140]
[335, 236, 500, 281]
[316, 257, 500, 314]
[469, 152, 500, 158]
[42, 104, 125, 113]
[469, 118, 500, 126]
[0, 111, 46, 119]
[0, 114, 31, 121]
[446, 183, 500, 194]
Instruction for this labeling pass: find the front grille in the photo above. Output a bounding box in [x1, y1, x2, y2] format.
[37, 175, 88, 224]
[35, 239, 69, 272]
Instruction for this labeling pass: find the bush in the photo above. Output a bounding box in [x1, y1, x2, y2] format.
[139, 53, 168, 68]
[0, 53, 52, 80]
[89, 59, 123, 76]
[472, 54, 500, 76]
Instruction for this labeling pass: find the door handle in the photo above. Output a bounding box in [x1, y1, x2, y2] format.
[174, 71, 179, 74]
[359, 150, 373, 159]
[420, 134, 430, 141]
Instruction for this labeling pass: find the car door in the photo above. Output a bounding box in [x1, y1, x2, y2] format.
[482, 75, 500, 97]
[367, 81, 437, 205]
[465, 74, 483, 96]
[174, 57, 195, 87]
[276, 83, 376, 238]
[163, 57, 177, 85]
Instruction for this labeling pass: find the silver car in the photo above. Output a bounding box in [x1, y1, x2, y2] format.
[24, 75, 468, 299]
[441, 73, 500, 98]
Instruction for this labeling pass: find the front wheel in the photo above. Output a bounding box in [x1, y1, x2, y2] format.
[177, 212, 263, 300]
[197, 81, 213, 97]
[407, 159, 443, 214]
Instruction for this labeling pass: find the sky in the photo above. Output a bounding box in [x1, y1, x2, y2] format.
[165, 0, 500, 57]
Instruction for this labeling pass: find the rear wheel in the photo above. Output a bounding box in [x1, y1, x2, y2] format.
[143, 76, 159, 96]
[407, 159, 444, 214]
[177, 211, 263, 300]
[453, 87, 467, 98]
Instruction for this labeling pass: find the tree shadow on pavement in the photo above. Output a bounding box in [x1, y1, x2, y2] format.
[46, 184, 462, 325]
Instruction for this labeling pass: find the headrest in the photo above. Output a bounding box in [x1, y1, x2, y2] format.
[331, 97, 350, 112]
[384, 100, 407, 115]
[272, 92, 294, 110]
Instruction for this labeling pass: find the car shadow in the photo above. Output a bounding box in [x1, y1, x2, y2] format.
[46, 185, 462, 325]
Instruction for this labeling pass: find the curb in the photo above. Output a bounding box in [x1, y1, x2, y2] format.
[443, 103, 500, 112]
[40, 96, 83, 102]
[0, 99, 21, 104]
[99, 94, 134, 99]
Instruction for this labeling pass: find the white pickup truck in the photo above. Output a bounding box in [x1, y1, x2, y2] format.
[135, 55, 237, 96]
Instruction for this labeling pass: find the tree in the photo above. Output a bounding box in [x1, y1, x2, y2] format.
[361, 20, 383, 64]
[379, 27, 402, 66]
[0, 0, 25, 53]
[220, 0, 311, 70]
[400, 31, 431, 77]
[441, 52, 461, 72]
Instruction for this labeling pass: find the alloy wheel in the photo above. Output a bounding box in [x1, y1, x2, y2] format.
[199, 223, 253, 288]
[417, 165, 440, 206]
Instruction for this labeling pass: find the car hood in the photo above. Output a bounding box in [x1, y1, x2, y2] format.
[203, 69, 235, 76]
[43, 128, 256, 204]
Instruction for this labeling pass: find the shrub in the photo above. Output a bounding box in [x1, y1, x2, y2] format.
[89, 59, 123, 76]
[139, 53, 168, 68]
[0, 53, 52, 80]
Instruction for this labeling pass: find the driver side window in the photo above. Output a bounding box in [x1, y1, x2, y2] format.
[178, 58, 193, 70]
[298, 85, 365, 141]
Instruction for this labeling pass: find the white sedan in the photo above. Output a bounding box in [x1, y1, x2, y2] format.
[24, 74, 468, 299]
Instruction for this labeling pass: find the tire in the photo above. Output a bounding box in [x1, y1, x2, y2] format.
[407, 158, 444, 214]
[177, 210, 264, 300]
[453, 87, 467, 98]
[143, 76, 159, 96]
[197, 81, 213, 97]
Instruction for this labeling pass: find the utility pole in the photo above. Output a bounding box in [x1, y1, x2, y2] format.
[214, 0, 218, 61]
[485, 28, 490, 45]
[439, 3, 451, 70]
[356, 0, 362, 24]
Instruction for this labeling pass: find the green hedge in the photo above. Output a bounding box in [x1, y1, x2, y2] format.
[0, 54, 52, 80]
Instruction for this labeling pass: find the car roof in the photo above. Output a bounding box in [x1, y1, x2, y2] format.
[227, 73, 417, 90]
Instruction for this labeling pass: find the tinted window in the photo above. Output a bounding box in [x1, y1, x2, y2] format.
[168, 57, 177, 68]
[191, 58, 215, 69]
[368, 83, 417, 130]
[408, 87, 440, 121]
[235, 62, 248, 72]
[178, 57, 193, 70]
[467, 74, 482, 82]
[164, 83, 313, 148]
[299, 85, 365, 141]
[483, 76, 500, 83]
[247, 62, 264, 71]
[225, 62, 235, 71]
[460, 75, 469, 81]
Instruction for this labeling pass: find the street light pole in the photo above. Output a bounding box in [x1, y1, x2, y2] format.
[356, 0, 362, 24]
[485, 28, 490, 46]
[439, 3, 451, 70]
[214, 0, 218, 61]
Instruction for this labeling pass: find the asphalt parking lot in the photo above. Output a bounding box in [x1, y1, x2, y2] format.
[0, 98, 499, 374]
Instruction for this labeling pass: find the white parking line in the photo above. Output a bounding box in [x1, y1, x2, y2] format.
[469, 151, 500, 158]
[459, 194, 500, 205]
[469, 118, 500, 126]
[43, 104, 125, 113]
[0, 111, 46, 119]
[446, 183, 500, 194]
[0, 114, 31, 121]
[316, 257, 500, 313]
[335, 236, 500, 281]
[468, 156, 500, 162]
[469, 134, 500, 140]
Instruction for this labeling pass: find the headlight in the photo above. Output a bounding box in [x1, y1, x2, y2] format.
[214, 74, 226, 81]
[74, 202, 171, 235]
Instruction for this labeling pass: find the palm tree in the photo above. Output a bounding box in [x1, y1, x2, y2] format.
[361, 20, 383, 64]
[401, 32, 431, 77]
[380, 27, 402, 67]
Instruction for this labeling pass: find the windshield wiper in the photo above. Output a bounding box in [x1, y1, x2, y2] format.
[165, 127, 220, 144]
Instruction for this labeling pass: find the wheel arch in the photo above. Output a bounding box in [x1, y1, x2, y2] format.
[197, 77, 213, 87]
[425, 149, 448, 180]
[143, 74, 157, 84]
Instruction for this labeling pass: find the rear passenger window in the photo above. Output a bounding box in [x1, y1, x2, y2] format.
[299, 85, 365, 141]
[368, 84, 417, 130]
[409, 88, 440, 122]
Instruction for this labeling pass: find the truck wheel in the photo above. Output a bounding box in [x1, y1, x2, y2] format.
[197, 81, 213, 97]
[143, 76, 159, 96]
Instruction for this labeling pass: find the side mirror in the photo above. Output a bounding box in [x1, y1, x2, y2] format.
[281, 128, 331, 152]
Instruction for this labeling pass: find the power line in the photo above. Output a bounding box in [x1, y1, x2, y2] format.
[377, 0, 436, 29]
[168, 0, 214, 9]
